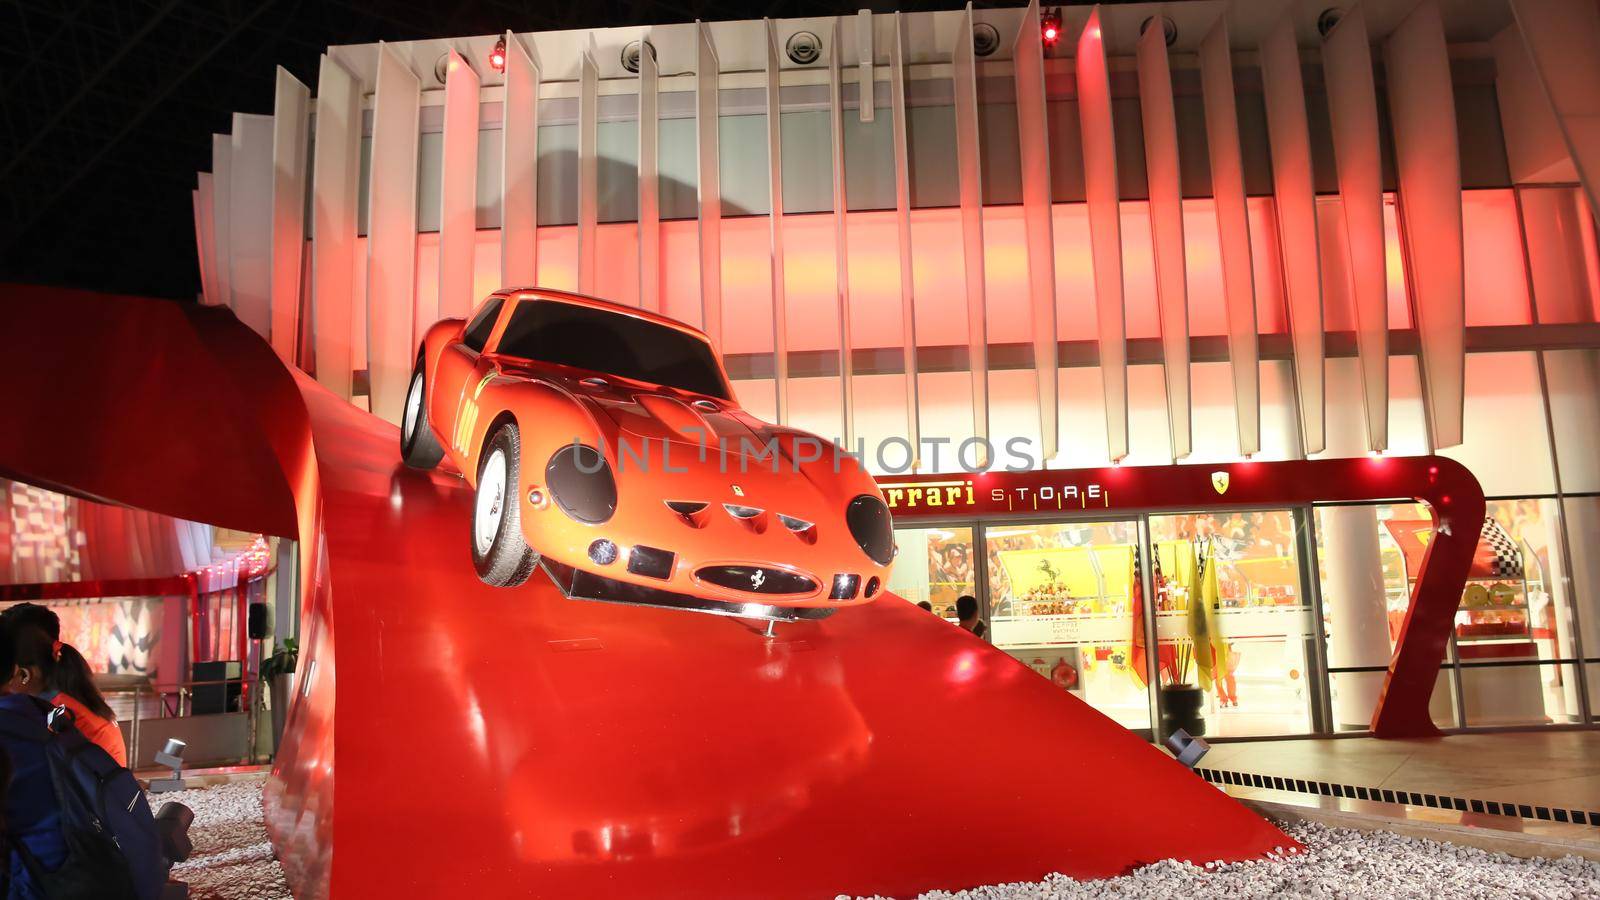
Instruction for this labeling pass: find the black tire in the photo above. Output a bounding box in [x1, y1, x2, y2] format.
[471, 424, 540, 587]
[400, 360, 446, 470]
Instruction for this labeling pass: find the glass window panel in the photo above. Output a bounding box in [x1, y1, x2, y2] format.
[889, 525, 975, 619]
[1247, 197, 1288, 334]
[1383, 194, 1412, 329]
[1148, 510, 1314, 738]
[1459, 662, 1582, 726]
[1519, 186, 1600, 325]
[1477, 500, 1577, 668]
[1317, 196, 1355, 333]
[1321, 498, 1585, 730]
[1315, 503, 1417, 731]
[1463, 188, 1532, 326]
[536, 121, 578, 226]
[1328, 668, 1456, 733]
[1543, 349, 1600, 493]
[598, 119, 640, 223]
[1454, 500, 1579, 727]
[1561, 497, 1600, 673]
[983, 519, 1151, 731]
[1436, 352, 1555, 496]
[1180, 199, 1228, 337]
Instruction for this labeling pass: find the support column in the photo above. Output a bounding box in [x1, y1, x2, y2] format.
[1321, 505, 1391, 730]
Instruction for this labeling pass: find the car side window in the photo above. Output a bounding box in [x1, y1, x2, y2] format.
[461, 297, 505, 352]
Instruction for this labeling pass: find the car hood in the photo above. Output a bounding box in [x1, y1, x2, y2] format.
[588, 391, 763, 455]
[577, 388, 863, 491]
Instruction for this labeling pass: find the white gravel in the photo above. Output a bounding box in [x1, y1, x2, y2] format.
[159, 775, 290, 900]
[160, 779, 1600, 899]
[846, 821, 1600, 900]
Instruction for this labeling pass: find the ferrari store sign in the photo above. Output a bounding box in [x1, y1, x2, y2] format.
[879, 464, 1242, 519]
[879, 478, 1112, 515]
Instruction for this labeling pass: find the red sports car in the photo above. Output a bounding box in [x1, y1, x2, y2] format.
[402, 288, 895, 620]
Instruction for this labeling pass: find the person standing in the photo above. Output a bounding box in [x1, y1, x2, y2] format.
[955, 595, 987, 639]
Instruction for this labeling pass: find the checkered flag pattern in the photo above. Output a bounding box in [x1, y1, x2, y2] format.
[1479, 517, 1524, 581]
[1133, 545, 1164, 590]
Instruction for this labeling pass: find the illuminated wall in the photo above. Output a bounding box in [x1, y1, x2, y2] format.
[193, 5, 1600, 474]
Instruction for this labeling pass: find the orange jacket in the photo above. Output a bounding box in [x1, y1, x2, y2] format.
[50, 693, 127, 768]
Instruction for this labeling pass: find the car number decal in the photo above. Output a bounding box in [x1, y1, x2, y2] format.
[453, 372, 500, 455]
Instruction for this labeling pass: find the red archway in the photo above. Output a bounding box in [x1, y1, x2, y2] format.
[881, 457, 1485, 739]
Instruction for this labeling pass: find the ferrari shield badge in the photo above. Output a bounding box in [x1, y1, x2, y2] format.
[1211, 471, 1230, 495]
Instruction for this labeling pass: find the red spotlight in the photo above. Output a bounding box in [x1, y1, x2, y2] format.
[1041, 9, 1062, 46]
[490, 37, 507, 73]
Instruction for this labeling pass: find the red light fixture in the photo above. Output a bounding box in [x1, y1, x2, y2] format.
[490, 37, 507, 73]
[1041, 9, 1062, 46]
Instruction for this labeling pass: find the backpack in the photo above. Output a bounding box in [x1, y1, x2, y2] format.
[0, 696, 162, 900]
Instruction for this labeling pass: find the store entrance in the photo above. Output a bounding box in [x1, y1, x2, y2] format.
[891, 508, 1322, 742]
[982, 518, 1151, 733]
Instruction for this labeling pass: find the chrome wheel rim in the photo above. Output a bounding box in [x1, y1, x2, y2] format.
[475, 449, 508, 555]
[403, 372, 424, 445]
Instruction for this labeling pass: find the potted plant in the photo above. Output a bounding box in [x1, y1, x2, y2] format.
[259, 638, 298, 754]
[1159, 641, 1206, 740]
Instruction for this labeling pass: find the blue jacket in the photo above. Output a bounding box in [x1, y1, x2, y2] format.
[0, 693, 67, 899]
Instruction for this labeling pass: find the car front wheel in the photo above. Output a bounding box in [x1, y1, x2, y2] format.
[472, 424, 540, 587]
[400, 362, 446, 470]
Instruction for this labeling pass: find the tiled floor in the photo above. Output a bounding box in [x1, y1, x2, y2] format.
[1204, 731, 1600, 821]
[1224, 782, 1600, 861]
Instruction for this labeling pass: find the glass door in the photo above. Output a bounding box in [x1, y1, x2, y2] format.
[1147, 509, 1316, 738]
[982, 519, 1152, 732]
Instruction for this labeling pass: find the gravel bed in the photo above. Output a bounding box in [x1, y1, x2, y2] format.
[159, 775, 290, 900]
[848, 821, 1600, 900]
[160, 779, 1599, 899]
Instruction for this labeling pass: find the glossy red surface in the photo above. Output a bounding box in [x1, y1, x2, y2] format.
[1, 287, 1296, 898]
[885, 456, 1486, 739]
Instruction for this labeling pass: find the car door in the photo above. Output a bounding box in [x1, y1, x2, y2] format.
[432, 295, 507, 462]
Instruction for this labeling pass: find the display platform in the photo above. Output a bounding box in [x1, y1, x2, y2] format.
[0, 286, 1292, 898]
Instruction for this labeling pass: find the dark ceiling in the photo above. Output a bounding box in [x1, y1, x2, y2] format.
[0, 0, 1008, 302]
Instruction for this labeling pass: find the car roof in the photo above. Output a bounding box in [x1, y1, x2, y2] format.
[493, 287, 713, 345]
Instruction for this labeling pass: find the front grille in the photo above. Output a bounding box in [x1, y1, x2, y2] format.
[695, 565, 817, 596]
[627, 545, 675, 580]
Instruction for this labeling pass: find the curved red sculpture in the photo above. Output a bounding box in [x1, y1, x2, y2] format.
[0, 287, 1294, 899]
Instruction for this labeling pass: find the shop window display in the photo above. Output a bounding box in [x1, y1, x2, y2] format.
[888, 526, 976, 621]
[1146, 511, 1315, 739]
[1458, 499, 1583, 725]
[1315, 498, 1583, 730]
[982, 520, 1151, 732]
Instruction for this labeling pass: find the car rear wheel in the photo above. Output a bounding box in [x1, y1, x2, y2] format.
[400, 362, 446, 470]
[472, 424, 540, 587]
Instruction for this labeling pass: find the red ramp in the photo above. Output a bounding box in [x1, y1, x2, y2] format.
[0, 288, 1292, 898]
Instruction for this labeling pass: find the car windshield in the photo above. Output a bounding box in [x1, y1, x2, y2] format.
[495, 299, 730, 399]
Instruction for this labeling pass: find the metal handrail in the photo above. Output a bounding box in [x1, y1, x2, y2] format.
[100, 676, 255, 766]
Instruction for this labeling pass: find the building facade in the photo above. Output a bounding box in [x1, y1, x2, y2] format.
[194, 1, 1600, 737]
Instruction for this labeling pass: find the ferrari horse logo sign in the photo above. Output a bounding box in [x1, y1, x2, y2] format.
[750, 569, 766, 590]
[1211, 471, 1230, 495]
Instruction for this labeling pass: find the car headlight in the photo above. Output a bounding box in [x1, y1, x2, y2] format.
[545, 444, 617, 524]
[845, 494, 894, 565]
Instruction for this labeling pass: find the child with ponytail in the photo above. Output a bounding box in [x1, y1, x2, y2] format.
[8, 626, 127, 766]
